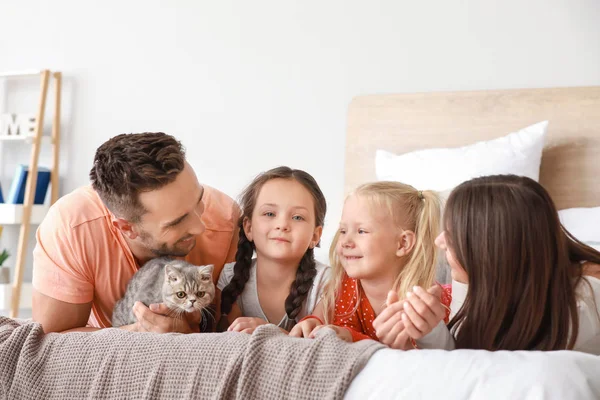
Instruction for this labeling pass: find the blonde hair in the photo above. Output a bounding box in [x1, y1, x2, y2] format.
[322, 181, 442, 323]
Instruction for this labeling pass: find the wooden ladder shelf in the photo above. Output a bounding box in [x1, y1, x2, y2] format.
[0, 69, 62, 317]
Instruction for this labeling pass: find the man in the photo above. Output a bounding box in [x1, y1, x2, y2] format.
[31, 132, 240, 333]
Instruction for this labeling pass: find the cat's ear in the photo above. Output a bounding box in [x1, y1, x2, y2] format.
[165, 264, 181, 282]
[199, 264, 214, 282]
[112, 217, 139, 240]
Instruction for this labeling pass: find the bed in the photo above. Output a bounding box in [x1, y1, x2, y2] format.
[1, 87, 599, 400]
[343, 86, 600, 399]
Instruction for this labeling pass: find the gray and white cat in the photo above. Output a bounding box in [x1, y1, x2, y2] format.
[112, 257, 215, 328]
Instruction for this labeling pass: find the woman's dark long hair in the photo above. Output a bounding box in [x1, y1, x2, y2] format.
[217, 166, 326, 332]
[445, 174, 600, 350]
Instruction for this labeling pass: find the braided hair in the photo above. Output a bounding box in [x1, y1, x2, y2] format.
[217, 166, 326, 331]
[216, 221, 253, 331]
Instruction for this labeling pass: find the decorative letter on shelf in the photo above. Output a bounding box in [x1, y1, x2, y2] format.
[0, 113, 36, 137]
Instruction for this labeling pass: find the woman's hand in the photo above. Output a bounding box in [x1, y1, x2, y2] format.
[374, 285, 446, 349]
[227, 317, 268, 334]
[401, 285, 446, 340]
[372, 292, 412, 349]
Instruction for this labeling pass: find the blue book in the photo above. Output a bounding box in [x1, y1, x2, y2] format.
[7, 164, 51, 205]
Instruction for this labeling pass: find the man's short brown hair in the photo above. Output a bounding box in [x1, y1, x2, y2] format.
[90, 132, 186, 222]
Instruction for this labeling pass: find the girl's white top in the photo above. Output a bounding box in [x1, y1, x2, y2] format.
[218, 258, 330, 331]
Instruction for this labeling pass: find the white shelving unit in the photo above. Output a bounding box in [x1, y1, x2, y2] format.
[0, 135, 51, 143]
[0, 283, 32, 312]
[0, 69, 62, 318]
[0, 202, 48, 316]
[0, 204, 50, 225]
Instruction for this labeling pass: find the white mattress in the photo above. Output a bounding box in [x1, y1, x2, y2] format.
[345, 348, 600, 400]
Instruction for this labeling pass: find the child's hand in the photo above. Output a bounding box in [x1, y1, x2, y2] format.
[289, 318, 322, 338]
[401, 285, 446, 340]
[374, 285, 446, 349]
[309, 324, 353, 342]
[227, 317, 268, 334]
[373, 292, 412, 349]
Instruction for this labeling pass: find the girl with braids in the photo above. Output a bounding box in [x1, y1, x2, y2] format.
[216, 166, 329, 333]
[290, 181, 452, 349]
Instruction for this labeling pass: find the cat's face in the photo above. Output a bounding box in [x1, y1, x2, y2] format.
[162, 261, 215, 313]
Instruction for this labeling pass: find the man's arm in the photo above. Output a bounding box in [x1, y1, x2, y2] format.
[32, 289, 96, 333]
[32, 289, 143, 333]
[33, 289, 196, 334]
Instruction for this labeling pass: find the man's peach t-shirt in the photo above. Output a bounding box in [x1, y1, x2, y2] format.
[32, 185, 240, 328]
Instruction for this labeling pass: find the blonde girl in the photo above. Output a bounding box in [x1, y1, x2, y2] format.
[290, 181, 451, 349]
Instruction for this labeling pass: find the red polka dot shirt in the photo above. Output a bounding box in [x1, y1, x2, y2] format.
[333, 275, 452, 342]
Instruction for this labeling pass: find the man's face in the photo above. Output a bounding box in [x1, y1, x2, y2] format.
[135, 162, 206, 257]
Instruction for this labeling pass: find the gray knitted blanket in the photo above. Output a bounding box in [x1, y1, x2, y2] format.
[0, 317, 383, 399]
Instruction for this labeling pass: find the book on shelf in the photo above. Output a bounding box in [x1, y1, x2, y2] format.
[5, 164, 51, 205]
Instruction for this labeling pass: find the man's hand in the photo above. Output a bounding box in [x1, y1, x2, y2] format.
[132, 302, 201, 334]
[227, 317, 268, 334]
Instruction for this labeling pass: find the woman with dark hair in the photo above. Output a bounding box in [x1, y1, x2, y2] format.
[437, 175, 600, 353]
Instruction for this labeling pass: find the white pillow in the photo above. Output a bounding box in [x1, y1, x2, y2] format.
[375, 121, 548, 192]
[559, 207, 600, 250]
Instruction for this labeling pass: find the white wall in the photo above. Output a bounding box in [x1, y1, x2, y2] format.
[1, 0, 599, 276]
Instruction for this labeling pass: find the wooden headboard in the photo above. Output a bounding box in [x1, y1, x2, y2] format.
[345, 86, 600, 210]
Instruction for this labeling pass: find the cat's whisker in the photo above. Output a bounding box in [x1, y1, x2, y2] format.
[164, 308, 177, 318]
[166, 308, 185, 322]
[168, 309, 186, 331]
